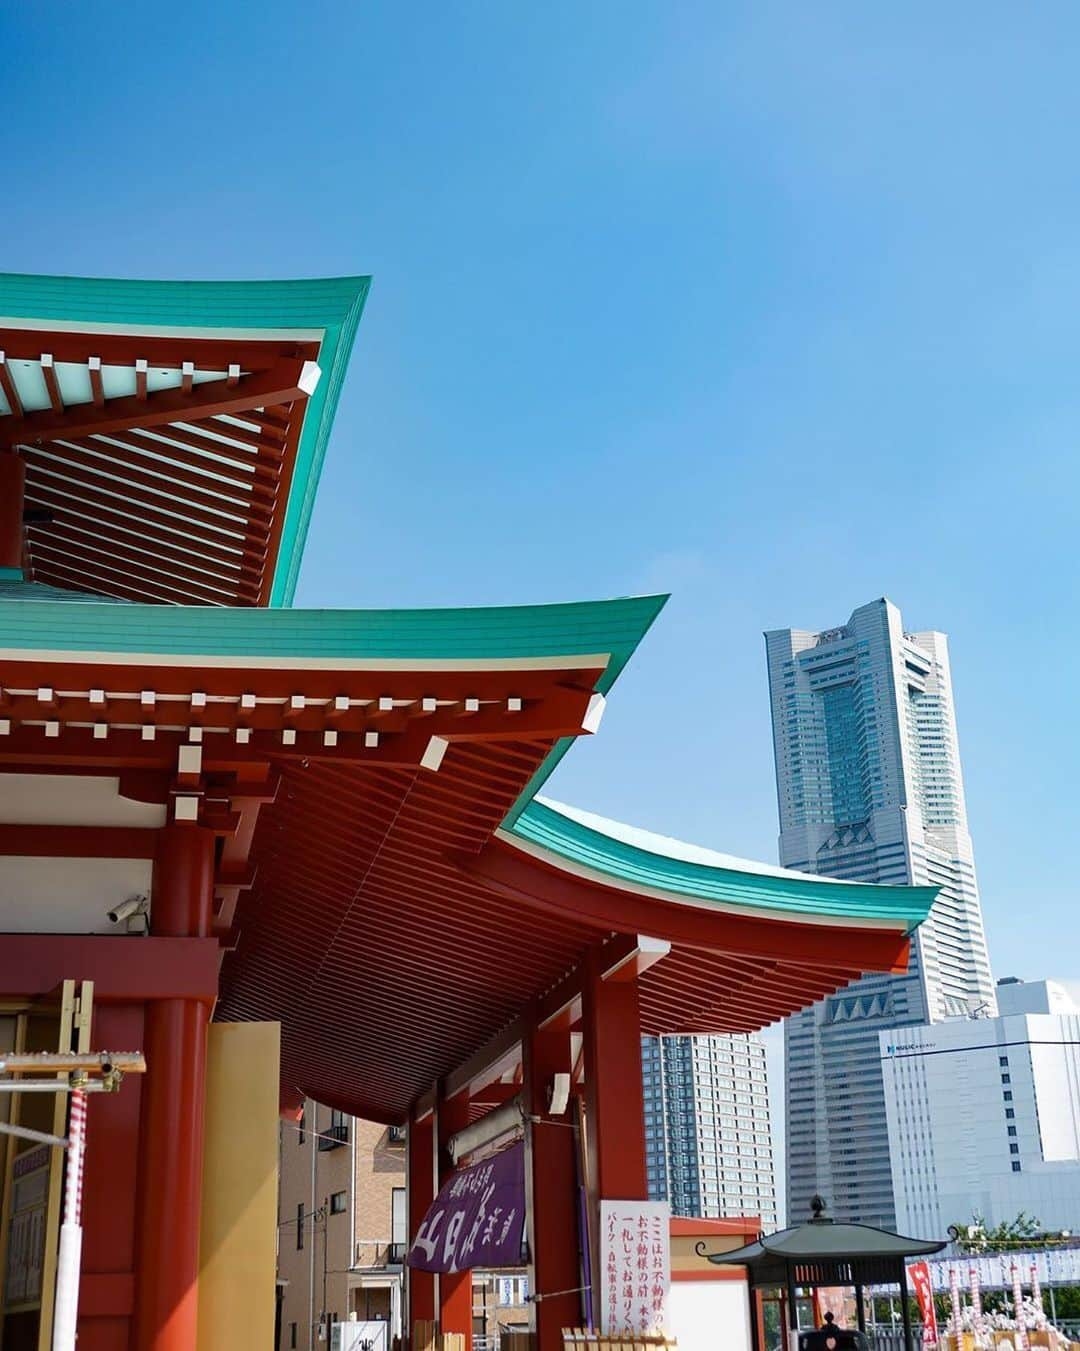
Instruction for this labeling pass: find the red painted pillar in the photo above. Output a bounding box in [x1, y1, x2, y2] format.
[407, 1111, 436, 1335]
[132, 822, 215, 1351]
[582, 956, 648, 1203]
[0, 452, 26, 573]
[437, 1089, 473, 1348]
[525, 1017, 579, 1351]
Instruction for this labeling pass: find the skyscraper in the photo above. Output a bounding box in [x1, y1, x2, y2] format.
[765, 598, 994, 1228]
[643, 1034, 778, 1228]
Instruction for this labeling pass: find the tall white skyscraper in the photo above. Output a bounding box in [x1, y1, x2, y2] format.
[765, 597, 994, 1228]
[642, 1034, 778, 1229]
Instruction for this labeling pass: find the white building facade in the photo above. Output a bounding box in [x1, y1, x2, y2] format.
[880, 980, 1080, 1239]
[642, 1034, 778, 1229]
[766, 598, 996, 1227]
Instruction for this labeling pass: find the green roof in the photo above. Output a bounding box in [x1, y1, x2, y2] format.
[0, 271, 371, 608]
[0, 590, 665, 667]
[0, 587, 666, 819]
[506, 798, 937, 930]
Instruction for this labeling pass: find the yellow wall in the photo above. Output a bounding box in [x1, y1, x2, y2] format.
[197, 1021, 281, 1351]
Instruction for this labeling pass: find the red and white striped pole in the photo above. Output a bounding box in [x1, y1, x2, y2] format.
[1011, 1263, 1028, 1351]
[949, 1266, 962, 1336]
[52, 1088, 87, 1351]
[969, 1265, 982, 1326]
[1030, 1262, 1043, 1316]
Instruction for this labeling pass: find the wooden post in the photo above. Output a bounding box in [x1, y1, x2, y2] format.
[408, 1112, 437, 1340]
[132, 822, 215, 1351]
[436, 1089, 472, 1349]
[524, 1016, 577, 1351]
[899, 1260, 914, 1351]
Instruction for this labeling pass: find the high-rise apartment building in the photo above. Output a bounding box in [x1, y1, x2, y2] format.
[765, 598, 995, 1228]
[643, 1034, 778, 1229]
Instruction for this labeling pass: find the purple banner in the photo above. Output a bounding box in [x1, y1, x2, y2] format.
[407, 1142, 526, 1274]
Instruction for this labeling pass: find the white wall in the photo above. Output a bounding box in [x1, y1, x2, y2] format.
[668, 1280, 752, 1351]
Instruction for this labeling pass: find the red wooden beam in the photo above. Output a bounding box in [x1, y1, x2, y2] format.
[30, 542, 244, 607]
[24, 483, 262, 571]
[26, 521, 259, 602]
[0, 357, 319, 448]
[0, 327, 317, 372]
[0, 352, 24, 417]
[178, 416, 285, 459]
[31, 556, 233, 608]
[458, 839, 913, 975]
[117, 423, 283, 479]
[47, 430, 279, 504]
[0, 823, 158, 858]
[0, 934, 220, 1002]
[22, 442, 274, 525]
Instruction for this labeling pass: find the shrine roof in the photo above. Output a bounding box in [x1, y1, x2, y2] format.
[505, 798, 935, 931]
[0, 272, 369, 607]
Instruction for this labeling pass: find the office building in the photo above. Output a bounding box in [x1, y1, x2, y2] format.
[766, 598, 995, 1227]
[881, 979, 1080, 1238]
[643, 1034, 778, 1229]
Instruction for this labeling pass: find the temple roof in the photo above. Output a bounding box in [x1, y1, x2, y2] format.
[0, 272, 943, 1119]
[506, 798, 935, 930]
[0, 272, 369, 606]
[704, 1222, 946, 1265]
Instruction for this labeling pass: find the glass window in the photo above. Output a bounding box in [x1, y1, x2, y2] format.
[330, 1191, 347, 1214]
[297, 1202, 304, 1250]
[392, 1187, 407, 1246]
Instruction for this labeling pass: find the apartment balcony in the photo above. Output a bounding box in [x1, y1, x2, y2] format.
[318, 1112, 350, 1151]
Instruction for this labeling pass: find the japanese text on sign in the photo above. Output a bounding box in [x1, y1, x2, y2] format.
[599, 1200, 670, 1337]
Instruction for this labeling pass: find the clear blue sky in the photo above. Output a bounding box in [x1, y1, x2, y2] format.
[4, 3, 1077, 997]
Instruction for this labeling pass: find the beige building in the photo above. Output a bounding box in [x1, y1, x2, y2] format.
[277, 1102, 407, 1350]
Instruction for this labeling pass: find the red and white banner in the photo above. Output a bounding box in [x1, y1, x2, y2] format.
[908, 1261, 939, 1346]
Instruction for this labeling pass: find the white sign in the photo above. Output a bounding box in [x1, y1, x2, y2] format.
[600, 1199, 671, 1337]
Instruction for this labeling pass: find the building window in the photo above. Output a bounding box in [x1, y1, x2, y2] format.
[390, 1186, 407, 1262]
[290, 1323, 297, 1348]
[1008, 1126, 1017, 1137]
[1010, 1144, 1019, 1155]
[319, 1109, 350, 1151]
[1001, 1073, 1011, 1084]
[1003, 1091, 1013, 1102]
[297, 1203, 304, 1250]
[1012, 1161, 1022, 1172]
[999, 1056, 1009, 1067]
[330, 1191, 347, 1215]
[1005, 1108, 1015, 1119]
[299, 1109, 305, 1145]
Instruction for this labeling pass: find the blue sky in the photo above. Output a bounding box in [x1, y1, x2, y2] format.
[4, 4, 1077, 999]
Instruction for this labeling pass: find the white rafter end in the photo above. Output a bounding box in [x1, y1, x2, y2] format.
[421, 736, 449, 772]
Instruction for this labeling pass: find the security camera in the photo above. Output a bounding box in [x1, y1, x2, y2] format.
[108, 895, 148, 926]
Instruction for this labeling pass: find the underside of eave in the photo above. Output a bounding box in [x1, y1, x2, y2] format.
[0, 272, 372, 610]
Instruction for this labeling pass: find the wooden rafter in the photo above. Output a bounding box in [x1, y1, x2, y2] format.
[0, 353, 23, 417]
[40, 354, 64, 414]
[0, 357, 318, 448]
